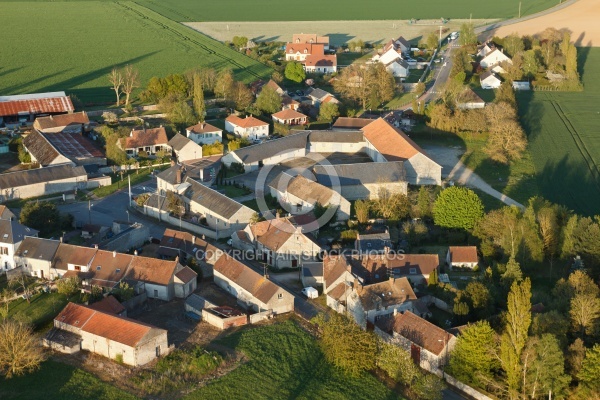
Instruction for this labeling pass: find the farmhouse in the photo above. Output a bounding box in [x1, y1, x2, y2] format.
[213, 253, 294, 314]
[241, 217, 321, 269]
[269, 172, 351, 220]
[0, 164, 88, 202]
[126, 256, 191, 301]
[23, 130, 106, 167]
[158, 228, 220, 277]
[480, 48, 512, 69]
[480, 71, 502, 89]
[272, 109, 308, 126]
[456, 88, 486, 109]
[168, 133, 204, 162]
[15, 236, 60, 279]
[46, 302, 168, 366]
[312, 162, 408, 200]
[0, 219, 38, 271]
[304, 53, 337, 74]
[378, 310, 456, 373]
[361, 118, 442, 185]
[446, 246, 478, 269]
[292, 33, 330, 50]
[156, 156, 221, 194]
[0, 91, 74, 127]
[285, 43, 325, 62]
[225, 115, 269, 141]
[120, 127, 170, 157]
[348, 253, 440, 285]
[186, 122, 223, 145]
[33, 111, 89, 134]
[183, 178, 255, 234]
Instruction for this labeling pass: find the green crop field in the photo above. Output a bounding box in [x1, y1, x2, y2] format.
[0, 1, 271, 105]
[134, 0, 557, 22]
[185, 321, 401, 400]
[518, 48, 600, 216]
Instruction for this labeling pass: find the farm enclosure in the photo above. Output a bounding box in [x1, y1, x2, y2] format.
[0, 1, 271, 105]
[518, 48, 600, 216]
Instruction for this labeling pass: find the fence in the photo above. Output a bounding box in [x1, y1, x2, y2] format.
[444, 374, 494, 400]
[420, 294, 452, 312]
[122, 292, 148, 313]
[249, 310, 273, 324]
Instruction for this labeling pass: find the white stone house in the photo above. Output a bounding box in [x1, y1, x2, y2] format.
[225, 115, 269, 141]
[186, 122, 223, 145]
[446, 246, 478, 269]
[304, 54, 337, 74]
[480, 49, 512, 69]
[269, 172, 351, 221]
[385, 59, 410, 78]
[14, 237, 60, 279]
[213, 254, 294, 314]
[168, 133, 204, 162]
[0, 219, 38, 271]
[285, 43, 325, 62]
[242, 218, 321, 269]
[272, 109, 308, 126]
[125, 256, 187, 301]
[120, 127, 171, 158]
[480, 71, 502, 89]
[47, 302, 169, 366]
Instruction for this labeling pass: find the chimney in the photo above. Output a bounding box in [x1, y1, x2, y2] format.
[176, 168, 182, 184]
[354, 278, 362, 295]
[170, 158, 176, 167]
[393, 308, 398, 316]
[175, 255, 179, 264]
[134, 249, 138, 256]
[59, 236, 63, 243]
[199, 168, 204, 181]
[384, 246, 390, 255]
[113, 250, 117, 258]
[276, 211, 280, 219]
[192, 235, 196, 244]
[94, 244, 98, 249]
[389, 276, 395, 285]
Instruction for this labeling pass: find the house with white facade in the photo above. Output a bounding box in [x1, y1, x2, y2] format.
[480, 71, 502, 89]
[13, 237, 60, 279]
[292, 33, 330, 50]
[456, 88, 486, 110]
[158, 228, 221, 277]
[0, 219, 38, 271]
[446, 246, 478, 269]
[269, 172, 351, 221]
[480, 49, 512, 69]
[372, 36, 411, 77]
[120, 127, 171, 158]
[45, 302, 168, 366]
[240, 217, 321, 269]
[126, 255, 193, 301]
[213, 253, 294, 314]
[305, 88, 340, 107]
[304, 53, 337, 74]
[186, 122, 223, 145]
[272, 109, 308, 126]
[285, 43, 325, 62]
[225, 115, 269, 141]
[168, 133, 204, 162]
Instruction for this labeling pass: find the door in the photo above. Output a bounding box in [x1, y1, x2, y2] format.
[156, 346, 161, 357]
[40, 270, 44, 279]
[154, 289, 159, 298]
[410, 344, 420, 365]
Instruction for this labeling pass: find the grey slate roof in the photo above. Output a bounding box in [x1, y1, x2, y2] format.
[183, 177, 246, 219]
[232, 131, 310, 164]
[313, 161, 406, 186]
[306, 87, 331, 100]
[356, 232, 391, 252]
[308, 130, 364, 143]
[0, 220, 38, 245]
[14, 237, 60, 261]
[22, 130, 61, 166]
[157, 165, 184, 186]
[168, 133, 193, 151]
[185, 293, 216, 311]
[0, 165, 86, 190]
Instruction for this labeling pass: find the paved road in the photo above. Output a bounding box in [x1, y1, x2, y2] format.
[58, 177, 166, 240]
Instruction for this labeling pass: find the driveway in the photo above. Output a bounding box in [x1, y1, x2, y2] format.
[422, 144, 524, 209]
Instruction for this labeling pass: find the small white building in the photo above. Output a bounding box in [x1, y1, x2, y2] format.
[168, 133, 204, 162]
[225, 115, 269, 141]
[186, 122, 223, 145]
[385, 59, 410, 78]
[512, 81, 531, 91]
[480, 71, 502, 89]
[446, 246, 478, 269]
[14, 237, 60, 279]
[480, 49, 512, 69]
[0, 219, 38, 271]
[456, 88, 486, 110]
[125, 256, 187, 301]
[272, 109, 308, 126]
[304, 54, 337, 74]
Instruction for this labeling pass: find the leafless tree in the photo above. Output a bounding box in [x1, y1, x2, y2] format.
[9, 270, 33, 304]
[0, 319, 45, 378]
[122, 64, 140, 106]
[109, 67, 124, 107]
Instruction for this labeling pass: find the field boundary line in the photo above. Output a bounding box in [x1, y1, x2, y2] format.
[549, 99, 600, 189]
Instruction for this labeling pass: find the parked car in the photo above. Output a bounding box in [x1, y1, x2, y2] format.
[301, 287, 319, 299]
[295, 90, 304, 96]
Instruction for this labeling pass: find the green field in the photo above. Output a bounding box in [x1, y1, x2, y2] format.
[0, 360, 137, 400]
[185, 321, 400, 400]
[0, 1, 271, 105]
[517, 48, 600, 216]
[135, 0, 557, 22]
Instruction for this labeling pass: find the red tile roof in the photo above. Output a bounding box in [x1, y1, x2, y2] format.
[88, 295, 126, 315]
[225, 115, 268, 129]
[286, 43, 325, 55]
[175, 266, 197, 284]
[34, 111, 89, 131]
[323, 255, 349, 287]
[249, 218, 296, 251]
[124, 127, 168, 149]
[292, 34, 329, 46]
[126, 256, 178, 286]
[52, 243, 97, 271]
[56, 302, 95, 328]
[448, 246, 478, 264]
[304, 54, 337, 68]
[361, 118, 432, 162]
[392, 311, 454, 356]
[272, 109, 307, 121]
[0, 95, 74, 117]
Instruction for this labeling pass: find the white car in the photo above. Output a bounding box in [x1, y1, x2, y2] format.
[301, 287, 319, 299]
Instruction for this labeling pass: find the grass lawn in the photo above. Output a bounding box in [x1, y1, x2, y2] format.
[0, 360, 137, 400]
[516, 47, 600, 216]
[185, 320, 402, 400]
[404, 68, 424, 84]
[0, 1, 271, 105]
[214, 184, 251, 198]
[139, 0, 558, 21]
[337, 51, 373, 65]
[242, 199, 260, 212]
[8, 292, 77, 330]
[385, 92, 416, 109]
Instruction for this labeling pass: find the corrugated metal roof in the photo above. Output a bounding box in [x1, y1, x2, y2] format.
[0, 95, 74, 117]
[0, 165, 86, 190]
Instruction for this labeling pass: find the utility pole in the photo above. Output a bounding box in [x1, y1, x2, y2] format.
[439, 25, 442, 47]
[88, 199, 92, 225]
[519, 2, 522, 18]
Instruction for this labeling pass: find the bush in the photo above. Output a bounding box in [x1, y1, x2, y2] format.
[115, 353, 124, 364]
[340, 229, 358, 242]
[273, 122, 290, 136]
[56, 277, 80, 295]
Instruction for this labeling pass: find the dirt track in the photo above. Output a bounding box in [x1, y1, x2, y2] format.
[479, 0, 600, 46]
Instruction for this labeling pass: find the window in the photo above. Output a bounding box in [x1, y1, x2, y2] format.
[278, 293, 283, 299]
[409, 268, 417, 274]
